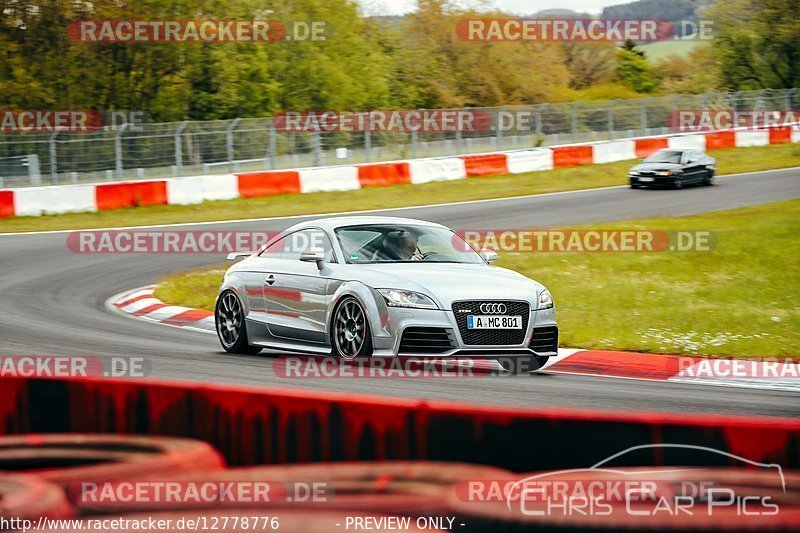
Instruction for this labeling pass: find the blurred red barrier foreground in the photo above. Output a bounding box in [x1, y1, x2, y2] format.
[73, 461, 509, 516]
[0, 474, 74, 522]
[0, 375, 799, 473]
[447, 467, 800, 531]
[0, 434, 224, 495]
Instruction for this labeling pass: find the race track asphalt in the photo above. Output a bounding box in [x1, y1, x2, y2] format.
[2, 167, 799, 417]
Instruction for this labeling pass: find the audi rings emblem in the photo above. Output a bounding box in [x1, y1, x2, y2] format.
[479, 303, 507, 314]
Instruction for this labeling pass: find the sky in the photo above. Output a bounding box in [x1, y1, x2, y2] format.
[359, 0, 626, 16]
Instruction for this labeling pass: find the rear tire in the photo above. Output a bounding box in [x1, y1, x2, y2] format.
[215, 290, 262, 354]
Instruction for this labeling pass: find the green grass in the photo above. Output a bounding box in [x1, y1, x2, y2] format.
[155, 200, 800, 358]
[642, 39, 701, 60]
[154, 266, 228, 312]
[501, 200, 800, 358]
[2, 143, 799, 233]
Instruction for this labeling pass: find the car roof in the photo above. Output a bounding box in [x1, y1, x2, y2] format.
[285, 216, 447, 233]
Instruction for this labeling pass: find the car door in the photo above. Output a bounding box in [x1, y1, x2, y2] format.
[682, 150, 704, 183]
[263, 228, 335, 345]
[240, 236, 288, 344]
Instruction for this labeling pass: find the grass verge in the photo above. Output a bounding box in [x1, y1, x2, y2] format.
[2, 142, 799, 233]
[154, 199, 799, 358]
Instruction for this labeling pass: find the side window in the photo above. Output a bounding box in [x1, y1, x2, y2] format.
[259, 236, 286, 257]
[281, 229, 336, 263]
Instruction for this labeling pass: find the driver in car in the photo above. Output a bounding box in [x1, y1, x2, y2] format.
[372, 229, 422, 261]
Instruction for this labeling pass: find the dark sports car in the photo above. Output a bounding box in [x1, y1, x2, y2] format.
[629, 148, 716, 189]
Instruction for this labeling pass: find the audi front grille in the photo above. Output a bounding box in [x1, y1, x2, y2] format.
[399, 327, 456, 354]
[451, 301, 530, 346]
[529, 326, 558, 355]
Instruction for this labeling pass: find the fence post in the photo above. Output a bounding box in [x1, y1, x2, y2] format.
[26, 154, 41, 186]
[226, 118, 241, 172]
[411, 130, 418, 159]
[496, 106, 506, 149]
[785, 88, 797, 111]
[640, 98, 649, 135]
[672, 95, 685, 134]
[755, 89, 769, 111]
[115, 123, 130, 180]
[174, 121, 189, 177]
[312, 132, 322, 166]
[49, 130, 60, 185]
[608, 99, 620, 140]
[268, 124, 277, 169]
[571, 102, 581, 142]
[364, 119, 372, 163]
[535, 104, 547, 136]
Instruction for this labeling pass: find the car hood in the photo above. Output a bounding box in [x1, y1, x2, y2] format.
[630, 162, 683, 172]
[350, 263, 545, 308]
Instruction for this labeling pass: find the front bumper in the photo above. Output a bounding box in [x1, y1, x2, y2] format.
[630, 174, 678, 186]
[371, 306, 558, 357]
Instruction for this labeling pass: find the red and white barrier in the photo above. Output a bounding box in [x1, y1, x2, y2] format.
[408, 157, 467, 184]
[1, 126, 797, 219]
[166, 174, 239, 205]
[14, 184, 97, 216]
[591, 140, 636, 164]
[506, 148, 554, 173]
[668, 134, 706, 151]
[462, 153, 509, 177]
[735, 130, 770, 147]
[298, 166, 360, 193]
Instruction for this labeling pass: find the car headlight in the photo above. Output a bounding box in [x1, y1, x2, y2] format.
[538, 289, 554, 310]
[378, 289, 438, 309]
[629, 171, 639, 176]
[655, 170, 673, 176]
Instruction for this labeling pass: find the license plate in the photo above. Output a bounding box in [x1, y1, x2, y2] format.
[467, 315, 522, 329]
[639, 177, 655, 182]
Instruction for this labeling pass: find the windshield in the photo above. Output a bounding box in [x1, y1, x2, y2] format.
[644, 150, 683, 164]
[335, 224, 484, 264]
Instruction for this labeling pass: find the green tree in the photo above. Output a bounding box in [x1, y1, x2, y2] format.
[711, 0, 800, 90]
[616, 40, 660, 93]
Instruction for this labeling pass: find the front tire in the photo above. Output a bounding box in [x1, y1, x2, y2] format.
[331, 296, 373, 360]
[703, 170, 715, 186]
[674, 178, 684, 189]
[215, 290, 262, 354]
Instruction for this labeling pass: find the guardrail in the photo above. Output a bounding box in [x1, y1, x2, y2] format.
[1, 124, 797, 219]
[1, 88, 797, 186]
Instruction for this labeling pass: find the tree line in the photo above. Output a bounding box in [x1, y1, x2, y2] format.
[0, 0, 796, 123]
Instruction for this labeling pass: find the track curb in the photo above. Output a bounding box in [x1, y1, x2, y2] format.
[108, 285, 800, 392]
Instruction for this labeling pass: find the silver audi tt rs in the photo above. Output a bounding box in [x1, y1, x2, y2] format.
[215, 216, 557, 371]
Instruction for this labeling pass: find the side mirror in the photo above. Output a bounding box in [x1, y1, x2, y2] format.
[227, 251, 252, 261]
[480, 249, 499, 263]
[300, 248, 326, 269]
